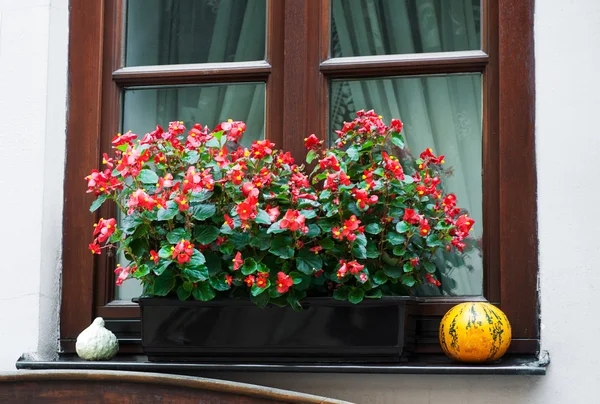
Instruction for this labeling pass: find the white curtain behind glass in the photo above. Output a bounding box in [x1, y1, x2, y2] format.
[126, 0, 266, 143]
[331, 0, 483, 296]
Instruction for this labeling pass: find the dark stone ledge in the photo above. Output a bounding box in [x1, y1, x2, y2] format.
[16, 352, 549, 376]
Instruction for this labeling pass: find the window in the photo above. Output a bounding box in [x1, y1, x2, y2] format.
[62, 0, 537, 356]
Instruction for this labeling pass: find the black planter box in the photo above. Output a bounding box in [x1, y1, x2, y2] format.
[137, 296, 417, 363]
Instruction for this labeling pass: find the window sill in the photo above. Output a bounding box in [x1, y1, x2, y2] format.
[16, 352, 548, 376]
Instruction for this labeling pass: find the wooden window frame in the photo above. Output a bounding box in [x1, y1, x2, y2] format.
[61, 0, 537, 356]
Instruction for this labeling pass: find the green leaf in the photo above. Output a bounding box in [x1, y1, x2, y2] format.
[346, 146, 359, 161]
[230, 232, 250, 250]
[153, 270, 176, 296]
[176, 285, 191, 300]
[396, 221, 410, 233]
[289, 271, 304, 285]
[401, 274, 416, 287]
[192, 282, 216, 301]
[333, 285, 351, 301]
[296, 248, 323, 275]
[319, 189, 331, 200]
[183, 281, 194, 292]
[182, 151, 200, 165]
[189, 190, 213, 202]
[373, 270, 388, 285]
[392, 245, 407, 256]
[306, 149, 318, 164]
[306, 224, 321, 238]
[115, 144, 128, 152]
[249, 230, 271, 250]
[128, 238, 149, 259]
[121, 214, 144, 234]
[157, 201, 179, 221]
[153, 260, 171, 276]
[348, 287, 365, 304]
[183, 267, 208, 282]
[89, 194, 108, 212]
[424, 262, 436, 274]
[255, 209, 272, 225]
[241, 258, 258, 275]
[157, 246, 172, 259]
[219, 240, 234, 255]
[320, 238, 335, 250]
[426, 234, 444, 247]
[192, 204, 216, 221]
[365, 222, 382, 235]
[270, 236, 294, 259]
[209, 273, 231, 291]
[318, 221, 335, 233]
[354, 233, 368, 247]
[366, 288, 383, 299]
[366, 241, 380, 259]
[383, 264, 402, 279]
[386, 232, 406, 246]
[251, 291, 270, 308]
[251, 282, 270, 297]
[138, 169, 159, 184]
[203, 251, 222, 276]
[390, 132, 405, 149]
[352, 244, 367, 259]
[167, 228, 191, 244]
[134, 264, 150, 277]
[188, 250, 206, 266]
[205, 137, 220, 148]
[267, 221, 286, 234]
[193, 225, 220, 244]
[300, 209, 317, 219]
[131, 223, 149, 240]
[403, 262, 414, 273]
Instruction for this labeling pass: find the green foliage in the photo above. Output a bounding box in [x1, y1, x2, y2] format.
[89, 194, 107, 213]
[193, 225, 220, 244]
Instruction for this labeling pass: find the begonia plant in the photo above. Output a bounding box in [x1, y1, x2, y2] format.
[86, 110, 474, 308]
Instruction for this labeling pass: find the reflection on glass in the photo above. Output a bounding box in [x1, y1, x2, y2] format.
[122, 83, 265, 147]
[125, 0, 266, 66]
[115, 82, 266, 301]
[330, 74, 483, 296]
[331, 0, 481, 57]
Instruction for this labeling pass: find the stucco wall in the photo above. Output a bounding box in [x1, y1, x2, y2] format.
[0, 0, 67, 367]
[1, 0, 600, 403]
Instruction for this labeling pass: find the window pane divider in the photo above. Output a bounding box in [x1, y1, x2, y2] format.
[320, 50, 489, 78]
[113, 61, 272, 86]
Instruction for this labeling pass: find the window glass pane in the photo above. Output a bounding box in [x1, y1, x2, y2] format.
[125, 0, 267, 66]
[331, 0, 481, 57]
[330, 74, 483, 296]
[115, 82, 266, 301]
[123, 83, 265, 147]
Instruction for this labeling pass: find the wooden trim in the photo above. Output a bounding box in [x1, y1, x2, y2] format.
[482, 0, 501, 304]
[95, 0, 124, 313]
[281, 0, 307, 160]
[498, 0, 538, 339]
[60, 0, 105, 346]
[113, 61, 272, 87]
[265, 0, 285, 147]
[320, 50, 489, 78]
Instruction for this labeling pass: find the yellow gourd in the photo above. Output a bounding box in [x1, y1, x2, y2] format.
[439, 302, 511, 363]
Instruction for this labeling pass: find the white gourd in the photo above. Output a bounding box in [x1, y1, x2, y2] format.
[75, 317, 119, 361]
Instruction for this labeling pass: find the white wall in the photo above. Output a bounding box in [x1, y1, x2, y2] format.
[1, 0, 600, 403]
[0, 0, 67, 367]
